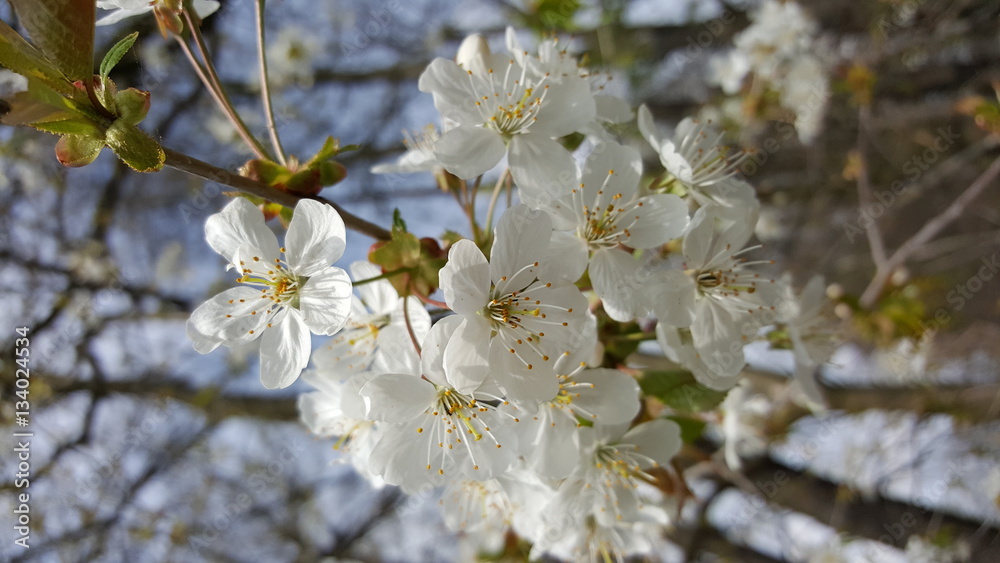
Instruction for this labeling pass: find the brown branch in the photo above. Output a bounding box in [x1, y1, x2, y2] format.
[162, 147, 391, 241]
[860, 152, 1000, 308]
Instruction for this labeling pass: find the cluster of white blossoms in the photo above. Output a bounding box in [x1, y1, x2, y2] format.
[708, 0, 832, 143]
[186, 27, 840, 562]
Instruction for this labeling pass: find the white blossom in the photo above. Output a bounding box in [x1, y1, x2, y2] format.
[439, 204, 594, 409]
[344, 320, 519, 493]
[646, 206, 773, 388]
[311, 261, 430, 376]
[540, 141, 688, 320]
[96, 0, 219, 26]
[418, 33, 595, 200]
[187, 198, 352, 389]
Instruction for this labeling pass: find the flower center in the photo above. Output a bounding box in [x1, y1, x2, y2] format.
[467, 60, 551, 137]
[236, 249, 302, 308]
[572, 170, 644, 250]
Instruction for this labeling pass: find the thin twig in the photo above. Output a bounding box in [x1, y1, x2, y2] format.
[254, 0, 287, 165]
[161, 147, 391, 240]
[402, 296, 422, 354]
[181, 5, 271, 160]
[483, 168, 511, 235]
[856, 105, 888, 268]
[859, 152, 1000, 308]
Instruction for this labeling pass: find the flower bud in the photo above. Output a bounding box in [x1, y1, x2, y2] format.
[55, 134, 104, 168]
[114, 88, 151, 125]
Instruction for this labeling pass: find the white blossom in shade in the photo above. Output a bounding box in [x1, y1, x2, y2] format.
[438, 204, 594, 409]
[719, 381, 772, 470]
[370, 125, 443, 175]
[709, 50, 751, 95]
[534, 420, 680, 560]
[344, 319, 518, 493]
[540, 142, 688, 321]
[506, 349, 642, 480]
[297, 370, 385, 488]
[775, 275, 839, 408]
[96, 0, 219, 26]
[707, 0, 831, 144]
[311, 261, 430, 376]
[646, 206, 774, 388]
[187, 198, 352, 389]
[532, 517, 665, 563]
[262, 26, 321, 88]
[637, 105, 756, 214]
[779, 54, 829, 144]
[417, 34, 595, 201]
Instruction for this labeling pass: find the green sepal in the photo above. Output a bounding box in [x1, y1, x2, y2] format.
[368, 226, 446, 298]
[104, 118, 165, 172]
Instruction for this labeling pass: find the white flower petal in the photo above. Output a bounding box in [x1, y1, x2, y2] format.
[373, 324, 421, 375]
[637, 104, 663, 151]
[434, 124, 506, 179]
[624, 193, 688, 249]
[691, 300, 746, 386]
[620, 418, 682, 468]
[516, 406, 580, 479]
[418, 58, 482, 124]
[646, 270, 696, 328]
[570, 368, 640, 425]
[594, 94, 633, 124]
[544, 231, 588, 285]
[509, 134, 577, 205]
[589, 248, 646, 322]
[259, 308, 310, 389]
[205, 198, 279, 264]
[489, 341, 559, 409]
[580, 142, 642, 202]
[356, 373, 437, 423]
[351, 261, 396, 315]
[187, 286, 269, 352]
[284, 199, 346, 276]
[490, 204, 552, 289]
[443, 317, 492, 393]
[530, 78, 596, 137]
[298, 267, 352, 335]
[440, 239, 490, 315]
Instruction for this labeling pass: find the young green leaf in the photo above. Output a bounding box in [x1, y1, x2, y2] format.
[639, 370, 730, 412]
[100, 32, 139, 79]
[9, 0, 95, 82]
[0, 21, 76, 97]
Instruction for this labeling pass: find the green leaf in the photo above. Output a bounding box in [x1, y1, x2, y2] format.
[100, 32, 138, 79]
[392, 208, 408, 232]
[0, 21, 75, 97]
[639, 370, 730, 412]
[104, 119, 165, 172]
[31, 117, 103, 136]
[665, 416, 707, 444]
[9, 0, 95, 81]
